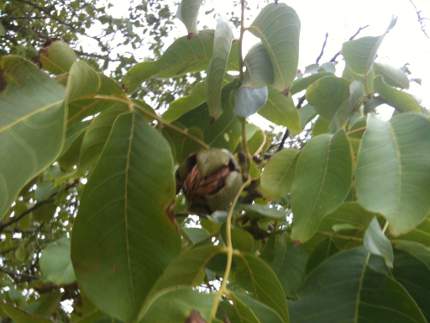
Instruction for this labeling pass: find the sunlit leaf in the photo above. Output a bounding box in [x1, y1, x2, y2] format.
[374, 62, 409, 89]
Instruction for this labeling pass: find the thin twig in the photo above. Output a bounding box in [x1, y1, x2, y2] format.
[315, 33, 329, 65]
[408, 0, 430, 38]
[0, 181, 78, 233]
[238, 0, 246, 80]
[93, 95, 210, 150]
[209, 178, 251, 322]
[329, 25, 370, 62]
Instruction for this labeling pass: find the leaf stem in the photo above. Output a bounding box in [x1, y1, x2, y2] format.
[239, 0, 246, 80]
[93, 95, 209, 150]
[209, 178, 251, 321]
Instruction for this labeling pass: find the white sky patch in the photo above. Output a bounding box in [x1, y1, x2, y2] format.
[80, 0, 429, 108]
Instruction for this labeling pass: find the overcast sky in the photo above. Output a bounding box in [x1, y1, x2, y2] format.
[105, 0, 430, 108]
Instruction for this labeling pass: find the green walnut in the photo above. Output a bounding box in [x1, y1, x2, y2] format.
[176, 149, 243, 214]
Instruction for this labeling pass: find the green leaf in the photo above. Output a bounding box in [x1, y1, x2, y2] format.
[342, 36, 384, 75]
[399, 219, 430, 246]
[149, 245, 222, 294]
[176, 0, 202, 34]
[374, 63, 409, 89]
[374, 76, 421, 113]
[235, 253, 289, 322]
[258, 88, 301, 134]
[260, 148, 299, 200]
[306, 76, 350, 120]
[299, 104, 317, 130]
[393, 241, 430, 320]
[207, 19, 234, 119]
[162, 81, 206, 123]
[229, 292, 284, 323]
[0, 22, 5, 36]
[71, 111, 181, 322]
[243, 43, 274, 87]
[356, 113, 430, 236]
[249, 3, 300, 91]
[241, 204, 288, 221]
[290, 72, 332, 95]
[261, 234, 309, 298]
[124, 30, 239, 93]
[363, 218, 394, 268]
[40, 40, 77, 74]
[40, 237, 76, 285]
[234, 86, 268, 118]
[79, 106, 127, 171]
[289, 247, 427, 323]
[66, 61, 124, 124]
[0, 56, 65, 218]
[291, 131, 353, 242]
[1, 303, 52, 323]
[138, 287, 213, 323]
[319, 202, 375, 232]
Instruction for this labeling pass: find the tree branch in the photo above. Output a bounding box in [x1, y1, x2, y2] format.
[0, 181, 78, 233]
[315, 32, 329, 65]
[408, 0, 430, 38]
[329, 24, 370, 62]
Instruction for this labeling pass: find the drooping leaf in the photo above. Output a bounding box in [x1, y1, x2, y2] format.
[0, 56, 65, 218]
[261, 233, 309, 298]
[235, 253, 289, 322]
[374, 76, 421, 112]
[243, 43, 274, 87]
[124, 30, 239, 93]
[234, 86, 268, 118]
[306, 76, 350, 120]
[138, 287, 213, 323]
[176, 0, 202, 34]
[291, 131, 353, 242]
[289, 247, 427, 323]
[39, 40, 77, 75]
[249, 3, 300, 91]
[71, 111, 181, 321]
[363, 218, 394, 268]
[207, 19, 234, 119]
[39, 237, 76, 285]
[356, 113, 430, 236]
[258, 88, 301, 134]
[374, 63, 409, 89]
[260, 148, 299, 200]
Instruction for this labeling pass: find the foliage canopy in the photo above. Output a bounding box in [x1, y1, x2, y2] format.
[0, 1, 429, 322]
